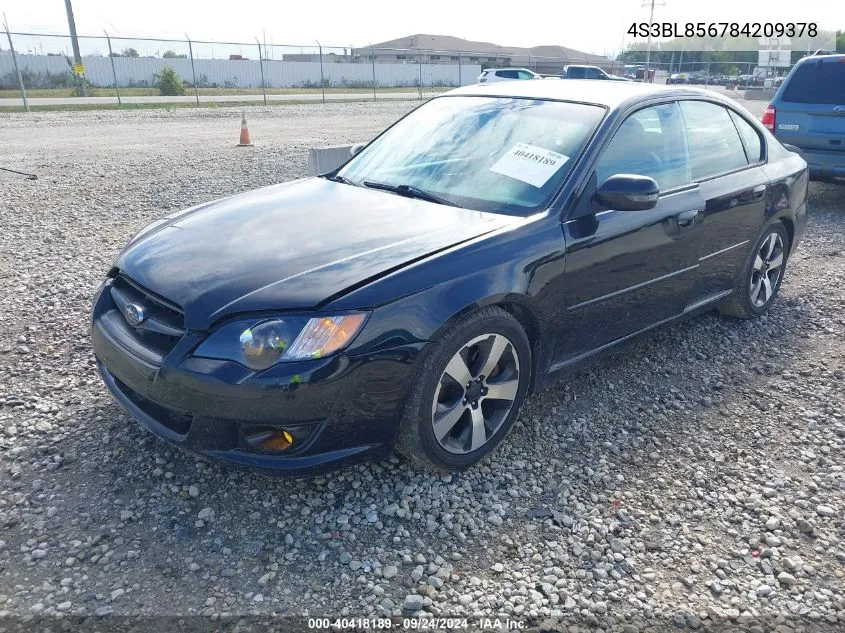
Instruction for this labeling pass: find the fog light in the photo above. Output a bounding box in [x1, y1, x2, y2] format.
[260, 430, 293, 452]
[244, 428, 294, 453]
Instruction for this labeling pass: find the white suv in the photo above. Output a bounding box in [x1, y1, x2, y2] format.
[477, 68, 542, 83]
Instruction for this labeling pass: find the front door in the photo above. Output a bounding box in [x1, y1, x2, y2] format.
[553, 101, 703, 363]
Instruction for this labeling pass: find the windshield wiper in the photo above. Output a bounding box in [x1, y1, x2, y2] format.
[323, 174, 362, 187]
[363, 181, 461, 208]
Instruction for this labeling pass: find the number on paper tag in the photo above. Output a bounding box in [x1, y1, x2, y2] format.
[489, 143, 569, 188]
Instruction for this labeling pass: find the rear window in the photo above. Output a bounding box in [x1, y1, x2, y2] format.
[781, 59, 845, 104]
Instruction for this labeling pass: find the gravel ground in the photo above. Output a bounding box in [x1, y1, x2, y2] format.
[0, 101, 843, 632]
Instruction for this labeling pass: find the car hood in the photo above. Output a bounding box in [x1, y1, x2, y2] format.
[116, 177, 517, 330]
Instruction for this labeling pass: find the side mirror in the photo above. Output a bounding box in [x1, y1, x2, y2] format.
[594, 174, 659, 211]
[350, 143, 366, 157]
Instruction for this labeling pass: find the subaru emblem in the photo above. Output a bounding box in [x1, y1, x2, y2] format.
[124, 303, 145, 327]
[834, 105, 845, 113]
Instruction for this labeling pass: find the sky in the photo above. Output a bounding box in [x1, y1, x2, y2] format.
[2, 0, 842, 56]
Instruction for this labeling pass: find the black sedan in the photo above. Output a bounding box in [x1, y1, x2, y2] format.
[91, 80, 809, 474]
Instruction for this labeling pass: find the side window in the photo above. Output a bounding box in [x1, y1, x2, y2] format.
[728, 110, 763, 163]
[568, 67, 586, 79]
[497, 70, 518, 79]
[679, 101, 749, 180]
[517, 70, 535, 80]
[585, 67, 602, 79]
[595, 102, 690, 192]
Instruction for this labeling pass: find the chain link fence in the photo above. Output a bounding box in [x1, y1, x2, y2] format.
[1, 29, 626, 110]
[0, 28, 801, 110]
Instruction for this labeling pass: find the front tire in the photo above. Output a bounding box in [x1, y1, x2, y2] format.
[395, 306, 531, 472]
[720, 222, 789, 319]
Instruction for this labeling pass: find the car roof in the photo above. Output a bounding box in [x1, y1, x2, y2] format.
[795, 52, 845, 65]
[484, 67, 533, 72]
[446, 80, 731, 111]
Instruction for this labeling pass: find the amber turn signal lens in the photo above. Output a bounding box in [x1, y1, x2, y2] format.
[286, 314, 367, 360]
[259, 430, 294, 452]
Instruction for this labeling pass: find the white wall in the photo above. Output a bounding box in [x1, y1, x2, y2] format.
[0, 53, 481, 89]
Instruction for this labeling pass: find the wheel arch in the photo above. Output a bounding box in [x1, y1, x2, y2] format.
[778, 215, 795, 252]
[428, 294, 549, 394]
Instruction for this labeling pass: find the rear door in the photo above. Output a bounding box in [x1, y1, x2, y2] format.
[678, 100, 769, 304]
[774, 57, 845, 153]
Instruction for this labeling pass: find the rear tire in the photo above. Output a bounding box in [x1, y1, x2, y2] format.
[395, 306, 531, 472]
[719, 223, 789, 319]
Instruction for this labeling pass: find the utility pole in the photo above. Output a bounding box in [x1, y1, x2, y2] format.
[641, 0, 664, 82]
[64, 0, 87, 96]
[643, 0, 655, 82]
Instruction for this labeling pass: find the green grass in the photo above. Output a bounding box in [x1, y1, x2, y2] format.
[0, 86, 446, 99]
[0, 95, 430, 113]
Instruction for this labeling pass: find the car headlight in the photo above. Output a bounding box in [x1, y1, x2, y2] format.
[194, 314, 368, 371]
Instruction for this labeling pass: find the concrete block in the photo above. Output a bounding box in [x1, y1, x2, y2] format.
[308, 145, 354, 176]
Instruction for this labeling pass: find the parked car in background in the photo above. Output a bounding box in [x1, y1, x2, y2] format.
[558, 65, 626, 81]
[92, 80, 808, 475]
[478, 68, 542, 83]
[764, 52, 845, 181]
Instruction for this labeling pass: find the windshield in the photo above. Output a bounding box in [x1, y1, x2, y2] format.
[337, 96, 605, 215]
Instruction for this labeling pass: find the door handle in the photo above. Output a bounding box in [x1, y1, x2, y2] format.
[677, 209, 699, 227]
[752, 184, 767, 199]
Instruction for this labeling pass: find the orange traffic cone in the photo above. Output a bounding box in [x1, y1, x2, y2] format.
[238, 111, 253, 146]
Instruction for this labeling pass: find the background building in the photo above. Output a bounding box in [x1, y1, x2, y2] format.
[354, 34, 611, 73]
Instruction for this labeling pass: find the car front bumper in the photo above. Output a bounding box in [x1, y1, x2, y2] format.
[91, 281, 425, 476]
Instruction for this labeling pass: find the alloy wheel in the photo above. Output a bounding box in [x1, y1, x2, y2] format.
[750, 232, 785, 308]
[431, 333, 521, 455]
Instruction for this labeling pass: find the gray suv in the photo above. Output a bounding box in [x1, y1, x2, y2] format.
[764, 52, 845, 181]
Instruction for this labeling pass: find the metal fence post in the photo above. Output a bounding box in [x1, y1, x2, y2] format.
[186, 34, 199, 106]
[255, 37, 267, 105]
[458, 50, 462, 86]
[418, 49, 423, 99]
[316, 40, 325, 104]
[104, 30, 121, 108]
[370, 45, 376, 101]
[3, 16, 28, 112]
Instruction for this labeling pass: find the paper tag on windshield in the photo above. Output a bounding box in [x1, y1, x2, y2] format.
[489, 143, 569, 188]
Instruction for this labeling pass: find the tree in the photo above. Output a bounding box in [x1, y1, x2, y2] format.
[122, 47, 139, 58]
[162, 50, 187, 59]
[837, 30, 844, 53]
[156, 66, 185, 96]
